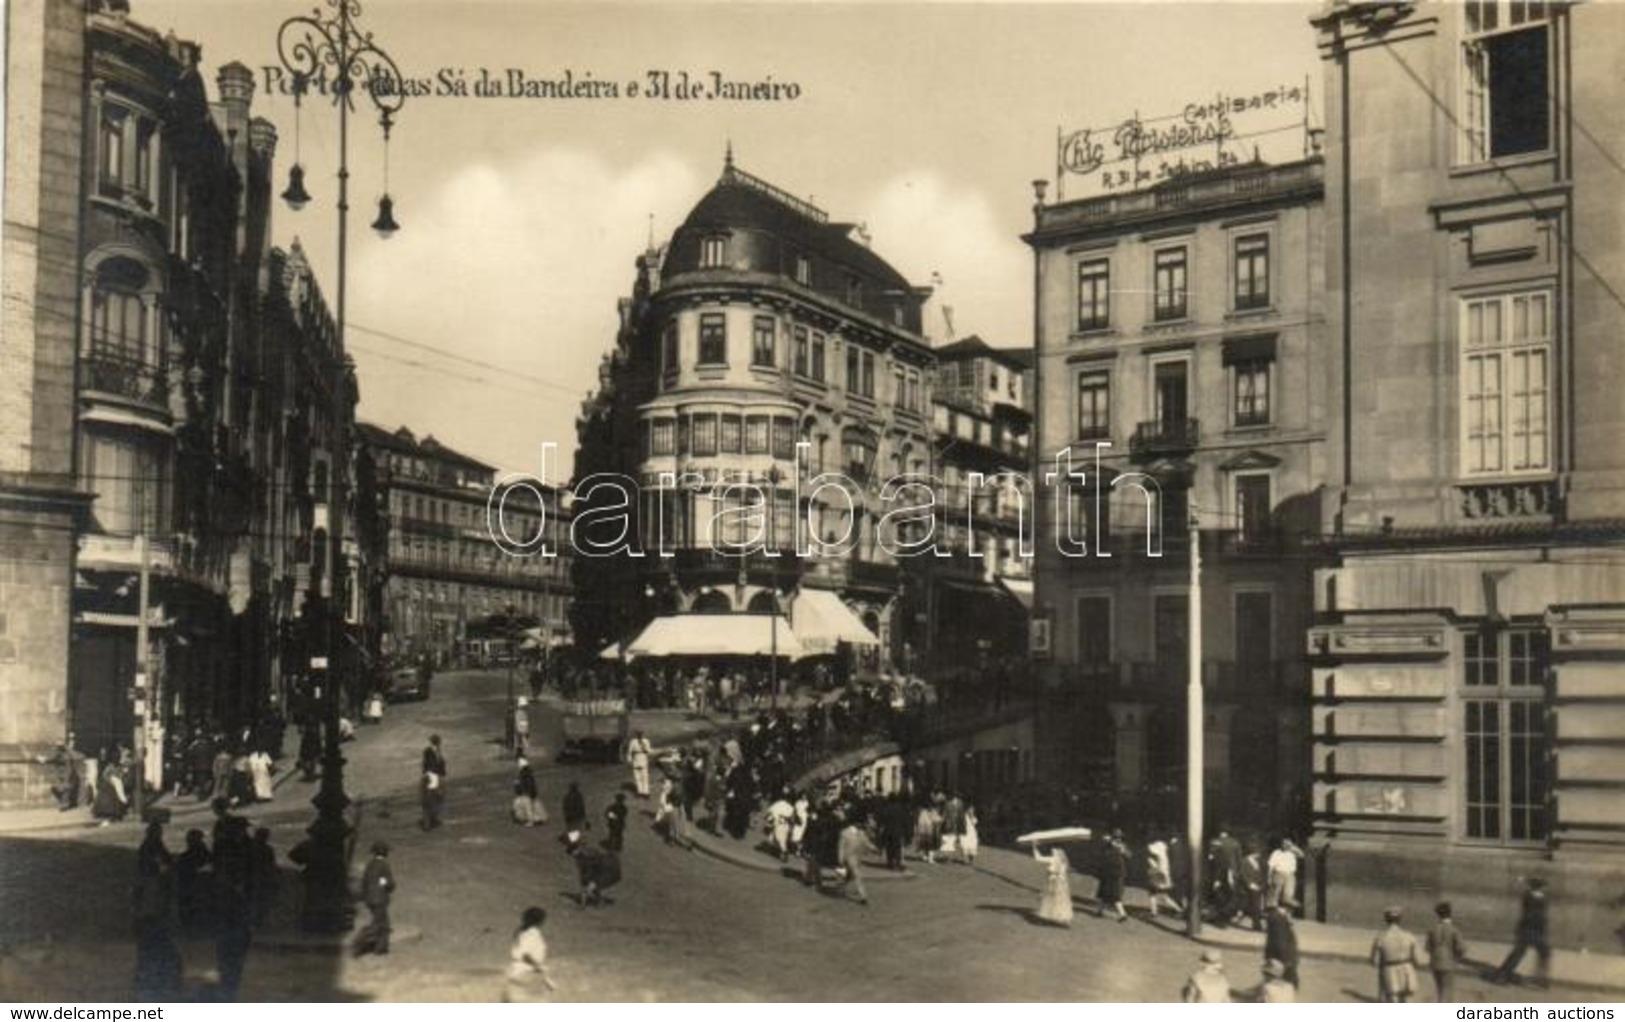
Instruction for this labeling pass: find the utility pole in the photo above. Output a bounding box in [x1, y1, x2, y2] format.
[133, 534, 151, 822]
[1186, 510, 1204, 938]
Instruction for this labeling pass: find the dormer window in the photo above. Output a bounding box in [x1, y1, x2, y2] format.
[846, 275, 863, 306]
[700, 235, 727, 269]
[794, 254, 811, 285]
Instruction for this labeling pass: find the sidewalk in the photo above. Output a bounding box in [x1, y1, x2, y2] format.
[0, 758, 305, 837]
[956, 843, 1625, 997]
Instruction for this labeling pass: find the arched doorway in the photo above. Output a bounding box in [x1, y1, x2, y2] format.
[691, 590, 731, 614]
[745, 591, 777, 614]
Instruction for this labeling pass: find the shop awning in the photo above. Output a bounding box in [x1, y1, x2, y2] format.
[999, 577, 1034, 612]
[791, 589, 880, 654]
[603, 614, 806, 661]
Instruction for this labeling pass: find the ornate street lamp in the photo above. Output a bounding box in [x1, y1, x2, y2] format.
[275, 0, 407, 935]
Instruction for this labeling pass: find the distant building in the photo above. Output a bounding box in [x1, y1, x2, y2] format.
[904, 335, 1033, 679]
[357, 424, 572, 667]
[1027, 156, 1327, 831]
[574, 154, 936, 673]
[1307, 0, 1625, 946]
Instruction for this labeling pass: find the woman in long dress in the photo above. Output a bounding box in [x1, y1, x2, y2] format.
[249, 749, 274, 802]
[962, 806, 980, 864]
[915, 803, 942, 864]
[503, 906, 556, 1002]
[1034, 844, 1074, 926]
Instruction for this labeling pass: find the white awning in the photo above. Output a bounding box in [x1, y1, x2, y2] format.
[606, 614, 806, 660]
[999, 577, 1034, 612]
[791, 589, 880, 654]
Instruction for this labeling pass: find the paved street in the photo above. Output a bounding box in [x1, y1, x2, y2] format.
[2, 669, 1618, 1002]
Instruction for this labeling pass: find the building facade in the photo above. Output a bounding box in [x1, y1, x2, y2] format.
[358, 424, 572, 667]
[0, 0, 366, 803]
[574, 155, 936, 669]
[1028, 158, 1328, 832]
[1308, 0, 1625, 946]
[1, 0, 94, 804]
[903, 336, 1033, 682]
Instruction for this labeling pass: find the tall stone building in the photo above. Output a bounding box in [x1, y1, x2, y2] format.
[1308, 0, 1625, 946]
[1027, 157, 1328, 832]
[0, 0, 93, 804]
[574, 154, 936, 671]
[0, 0, 366, 802]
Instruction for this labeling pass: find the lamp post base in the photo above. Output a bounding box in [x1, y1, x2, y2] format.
[299, 733, 354, 935]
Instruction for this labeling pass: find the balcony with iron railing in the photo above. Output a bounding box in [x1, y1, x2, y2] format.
[82, 347, 169, 408]
[1129, 417, 1199, 459]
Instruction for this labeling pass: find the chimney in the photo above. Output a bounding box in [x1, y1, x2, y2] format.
[248, 116, 277, 160]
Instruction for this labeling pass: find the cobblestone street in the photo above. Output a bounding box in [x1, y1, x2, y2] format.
[4, 670, 1620, 1002]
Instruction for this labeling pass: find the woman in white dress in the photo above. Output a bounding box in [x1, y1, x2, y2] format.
[790, 792, 810, 855]
[503, 906, 556, 1002]
[249, 749, 274, 802]
[1033, 844, 1074, 927]
[962, 806, 980, 863]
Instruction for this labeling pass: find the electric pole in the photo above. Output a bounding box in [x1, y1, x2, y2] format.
[1186, 509, 1204, 938]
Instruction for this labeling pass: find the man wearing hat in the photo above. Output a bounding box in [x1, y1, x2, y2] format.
[1370, 907, 1420, 1002]
[1495, 876, 1551, 987]
[1182, 949, 1231, 1003]
[1426, 901, 1468, 1002]
[356, 841, 396, 956]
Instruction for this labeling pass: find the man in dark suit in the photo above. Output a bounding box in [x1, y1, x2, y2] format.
[420, 735, 447, 831]
[355, 841, 396, 956]
[1495, 877, 1551, 988]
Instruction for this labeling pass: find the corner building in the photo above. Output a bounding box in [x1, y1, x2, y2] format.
[575, 156, 935, 665]
[1309, 0, 1625, 946]
[1027, 158, 1327, 834]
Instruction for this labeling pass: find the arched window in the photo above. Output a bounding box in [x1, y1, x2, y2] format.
[88, 257, 152, 363]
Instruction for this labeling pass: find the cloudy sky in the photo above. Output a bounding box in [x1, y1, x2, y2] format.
[140, 0, 1321, 474]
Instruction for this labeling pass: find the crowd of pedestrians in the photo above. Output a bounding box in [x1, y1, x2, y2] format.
[127, 805, 282, 1001]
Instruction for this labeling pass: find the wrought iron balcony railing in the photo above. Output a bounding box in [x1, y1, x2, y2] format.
[83, 349, 168, 406]
[1129, 417, 1199, 458]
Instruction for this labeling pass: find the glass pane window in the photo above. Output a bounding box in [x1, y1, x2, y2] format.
[745, 416, 770, 455]
[1076, 259, 1110, 331]
[650, 419, 675, 456]
[661, 323, 678, 374]
[752, 316, 776, 367]
[1076, 371, 1110, 440]
[811, 333, 826, 382]
[793, 326, 809, 376]
[1460, 289, 1552, 476]
[700, 236, 726, 269]
[1461, 3, 1551, 162]
[1233, 358, 1272, 426]
[1462, 625, 1550, 842]
[1153, 247, 1188, 321]
[1234, 234, 1270, 310]
[698, 313, 727, 365]
[720, 415, 743, 454]
[692, 414, 717, 456]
